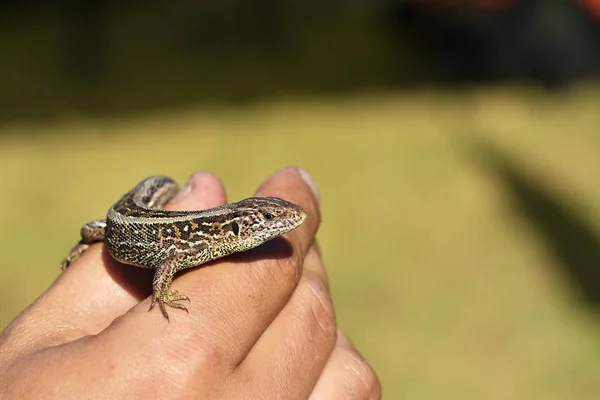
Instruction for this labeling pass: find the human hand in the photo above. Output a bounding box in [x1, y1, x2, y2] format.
[0, 167, 380, 399]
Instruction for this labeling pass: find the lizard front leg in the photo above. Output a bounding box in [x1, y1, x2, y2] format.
[60, 219, 107, 270]
[150, 254, 191, 320]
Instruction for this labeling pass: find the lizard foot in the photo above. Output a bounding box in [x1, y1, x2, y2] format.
[150, 288, 191, 320]
[60, 242, 90, 270]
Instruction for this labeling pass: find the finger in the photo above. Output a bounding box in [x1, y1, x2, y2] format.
[101, 167, 320, 381]
[232, 242, 335, 398]
[165, 172, 228, 212]
[5, 172, 226, 346]
[310, 329, 382, 400]
[304, 240, 328, 290]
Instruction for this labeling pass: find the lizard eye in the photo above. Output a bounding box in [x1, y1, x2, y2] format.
[232, 222, 240, 236]
[264, 212, 274, 220]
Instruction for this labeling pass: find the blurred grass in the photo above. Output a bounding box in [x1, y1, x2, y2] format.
[1, 87, 600, 398]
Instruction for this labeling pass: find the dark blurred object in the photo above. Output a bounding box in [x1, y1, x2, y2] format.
[580, 0, 600, 21]
[388, 0, 600, 88]
[59, 0, 109, 84]
[2, 0, 600, 125]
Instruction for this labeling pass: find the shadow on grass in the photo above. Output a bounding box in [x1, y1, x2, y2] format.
[470, 140, 600, 311]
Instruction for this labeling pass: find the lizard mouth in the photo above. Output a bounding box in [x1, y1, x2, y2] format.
[267, 207, 306, 235]
[270, 212, 305, 234]
[284, 206, 307, 232]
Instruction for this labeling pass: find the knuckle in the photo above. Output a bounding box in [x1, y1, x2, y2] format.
[339, 349, 381, 400]
[156, 335, 228, 384]
[271, 255, 302, 287]
[194, 340, 226, 372]
[298, 273, 337, 338]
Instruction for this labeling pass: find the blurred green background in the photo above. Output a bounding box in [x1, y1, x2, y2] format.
[2, 1, 600, 398]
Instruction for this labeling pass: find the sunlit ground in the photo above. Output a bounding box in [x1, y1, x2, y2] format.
[1, 86, 600, 398]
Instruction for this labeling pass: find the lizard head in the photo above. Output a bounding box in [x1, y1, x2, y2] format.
[230, 197, 307, 250]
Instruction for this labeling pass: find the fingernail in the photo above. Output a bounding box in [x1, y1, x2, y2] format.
[170, 184, 191, 204]
[169, 172, 201, 203]
[298, 168, 320, 204]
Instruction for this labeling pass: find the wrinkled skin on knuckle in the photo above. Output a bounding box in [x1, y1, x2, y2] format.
[85, 330, 229, 397]
[298, 274, 337, 340]
[162, 337, 232, 388]
[272, 256, 302, 288]
[105, 342, 228, 397]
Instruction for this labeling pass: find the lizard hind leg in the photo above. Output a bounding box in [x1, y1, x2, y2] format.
[150, 254, 191, 320]
[60, 219, 107, 270]
[60, 242, 90, 270]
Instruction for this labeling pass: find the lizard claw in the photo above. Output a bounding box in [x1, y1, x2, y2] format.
[150, 288, 191, 320]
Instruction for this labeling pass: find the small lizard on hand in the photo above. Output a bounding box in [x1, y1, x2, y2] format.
[61, 176, 306, 320]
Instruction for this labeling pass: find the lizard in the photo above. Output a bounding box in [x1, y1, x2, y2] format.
[60, 175, 307, 320]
